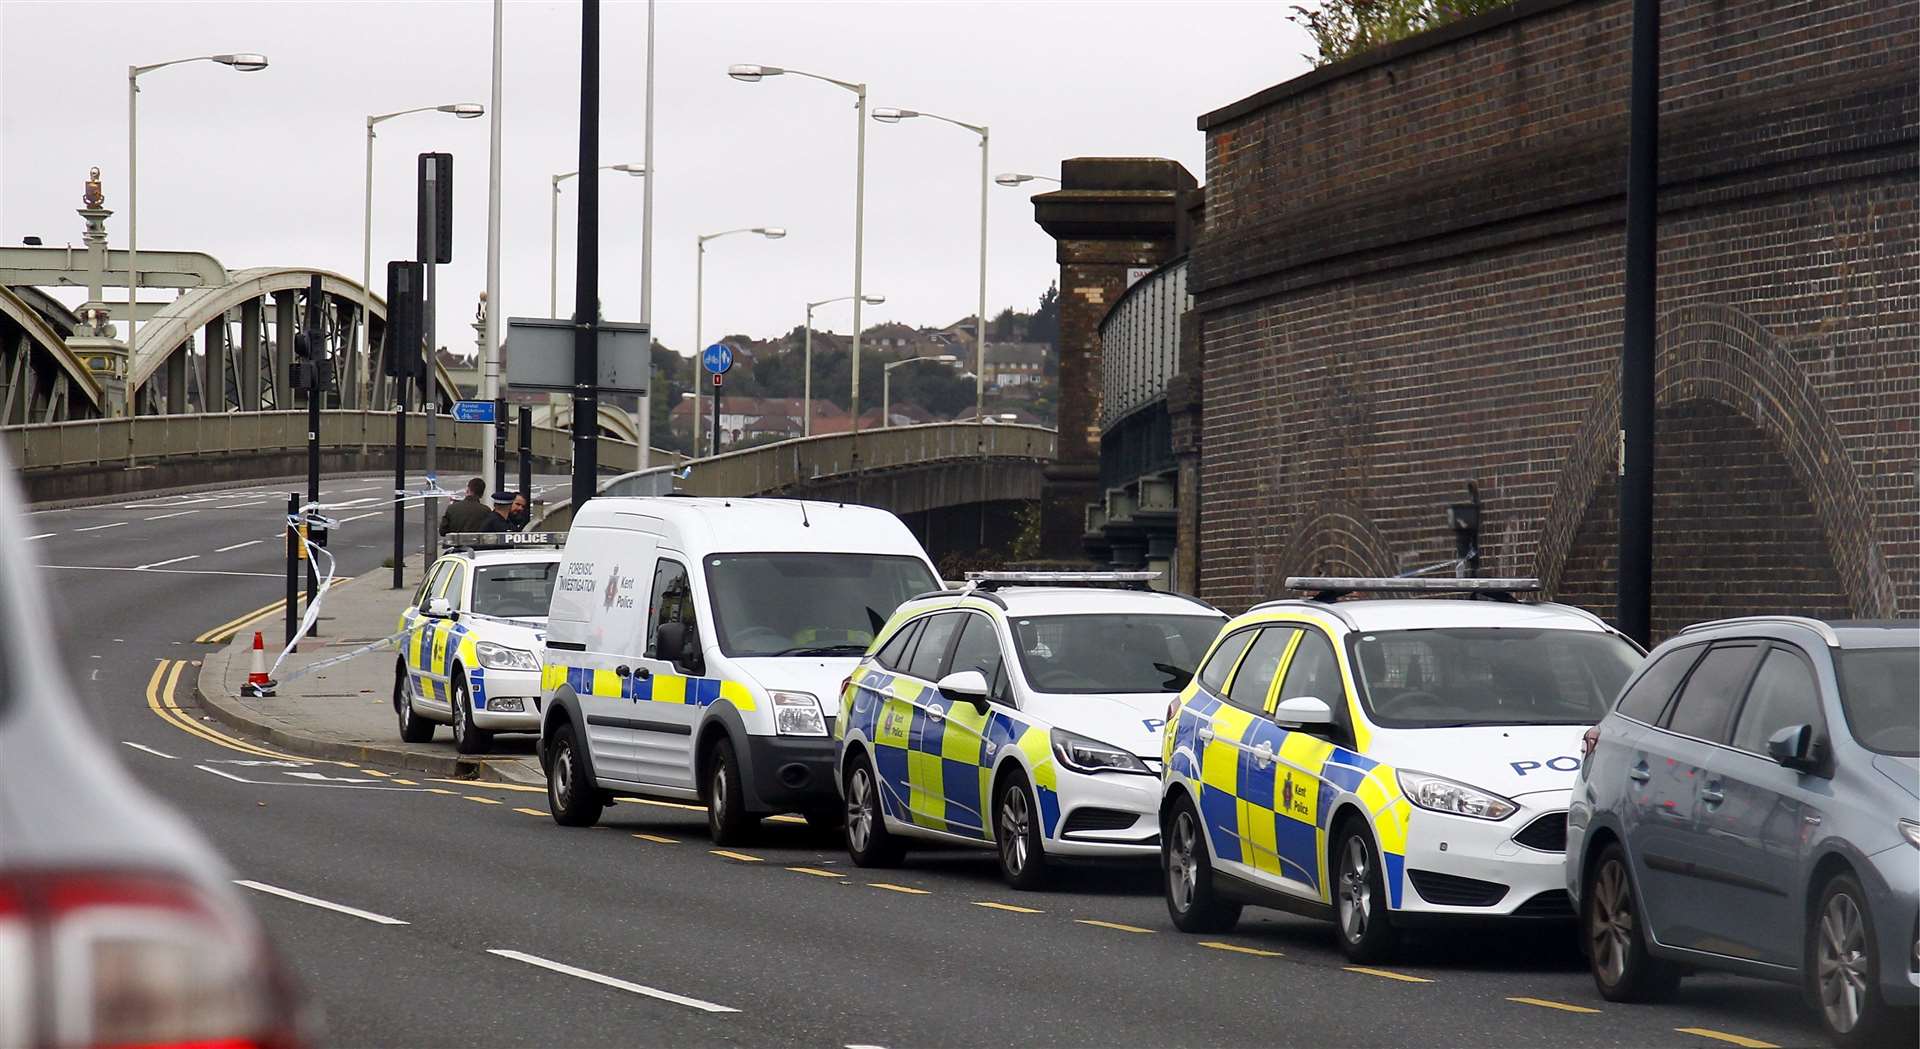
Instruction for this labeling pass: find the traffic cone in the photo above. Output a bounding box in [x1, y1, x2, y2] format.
[240, 631, 276, 698]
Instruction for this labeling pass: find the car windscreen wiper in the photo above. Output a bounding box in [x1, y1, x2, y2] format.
[765, 643, 871, 657]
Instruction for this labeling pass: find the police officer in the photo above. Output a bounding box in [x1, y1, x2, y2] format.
[481, 491, 515, 533]
[442, 477, 495, 534]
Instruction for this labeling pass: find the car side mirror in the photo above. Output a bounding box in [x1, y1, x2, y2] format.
[425, 597, 457, 621]
[1274, 696, 1334, 728]
[1766, 723, 1820, 772]
[936, 669, 992, 713]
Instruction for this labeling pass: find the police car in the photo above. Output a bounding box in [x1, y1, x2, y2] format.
[394, 532, 564, 754]
[1159, 576, 1644, 961]
[837, 572, 1226, 889]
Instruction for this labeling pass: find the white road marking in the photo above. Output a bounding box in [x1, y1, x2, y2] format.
[344, 485, 381, 492]
[286, 771, 377, 784]
[40, 564, 281, 578]
[135, 555, 200, 570]
[234, 880, 409, 925]
[196, 765, 252, 783]
[486, 949, 738, 1013]
[121, 741, 177, 759]
[144, 510, 199, 521]
[73, 521, 127, 532]
[215, 539, 263, 553]
[24, 532, 54, 541]
[194, 765, 424, 791]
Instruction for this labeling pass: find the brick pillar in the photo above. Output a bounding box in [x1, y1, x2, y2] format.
[1031, 158, 1195, 558]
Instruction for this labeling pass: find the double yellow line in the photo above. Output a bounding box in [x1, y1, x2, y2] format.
[194, 577, 354, 645]
[143, 658, 340, 764]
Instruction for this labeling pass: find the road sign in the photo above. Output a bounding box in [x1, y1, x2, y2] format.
[452, 399, 498, 424]
[702, 343, 734, 375]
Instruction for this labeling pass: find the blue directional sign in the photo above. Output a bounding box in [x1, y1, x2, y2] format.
[701, 343, 734, 375]
[451, 399, 498, 424]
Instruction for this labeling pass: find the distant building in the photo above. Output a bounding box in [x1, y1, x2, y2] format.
[982, 342, 1050, 388]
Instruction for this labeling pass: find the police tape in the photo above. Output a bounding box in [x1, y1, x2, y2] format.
[261, 624, 413, 691]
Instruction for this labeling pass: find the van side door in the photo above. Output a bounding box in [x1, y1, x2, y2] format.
[633, 554, 703, 790]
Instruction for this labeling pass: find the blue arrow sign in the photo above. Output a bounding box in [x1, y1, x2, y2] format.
[701, 343, 734, 375]
[451, 399, 498, 424]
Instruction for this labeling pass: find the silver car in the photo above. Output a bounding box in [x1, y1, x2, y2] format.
[1567, 615, 1918, 1046]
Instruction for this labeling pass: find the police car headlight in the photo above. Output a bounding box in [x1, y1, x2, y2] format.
[475, 641, 540, 671]
[1395, 769, 1517, 821]
[772, 691, 828, 737]
[1052, 729, 1152, 776]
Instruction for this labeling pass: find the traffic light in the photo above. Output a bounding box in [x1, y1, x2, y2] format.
[417, 152, 453, 264]
[384, 260, 425, 379]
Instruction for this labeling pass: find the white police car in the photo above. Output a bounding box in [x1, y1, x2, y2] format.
[837, 572, 1226, 888]
[1160, 577, 1644, 961]
[395, 532, 563, 754]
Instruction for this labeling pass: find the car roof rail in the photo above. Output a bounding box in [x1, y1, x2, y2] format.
[903, 587, 1007, 610]
[1282, 576, 1542, 603]
[1677, 615, 1841, 647]
[1246, 597, 1359, 631]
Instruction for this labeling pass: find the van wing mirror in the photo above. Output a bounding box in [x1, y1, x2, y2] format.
[655, 621, 702, 674]
[1766, 723, 1819, 772]
[936, 669, 992, 712]
[1274, 696, 1334, 727]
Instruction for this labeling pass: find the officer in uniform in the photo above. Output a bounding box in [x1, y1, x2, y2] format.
[481, 491, 515, 533]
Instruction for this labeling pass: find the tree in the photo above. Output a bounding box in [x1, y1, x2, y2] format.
[1030, 282, 1059, 350]
[1289, 0, 1512, 66]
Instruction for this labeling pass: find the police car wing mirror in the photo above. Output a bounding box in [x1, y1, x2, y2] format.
[936, 669, 991, 712]
[425, 597, 457, 621]
[1273, 696, 1333, 727]
[1765, 723, 1819, 773]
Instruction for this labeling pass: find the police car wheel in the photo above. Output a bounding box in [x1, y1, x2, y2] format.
[1164, 795, 1241, 933]
[704, 736, 753, 846]
[843, 752, 903, 867]
[450, 674, 492, 755]
[1584, 843, 1678, 1002]
[546, 720, 603, 828]
[994, 770, 1050, 891]
[1333, 821, 1399, 963]
[395, 660, 433, 744]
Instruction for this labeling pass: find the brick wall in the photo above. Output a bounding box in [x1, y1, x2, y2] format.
[1191, 0, 1918, 631]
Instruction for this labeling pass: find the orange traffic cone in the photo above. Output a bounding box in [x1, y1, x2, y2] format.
[241, 631, 276, 697]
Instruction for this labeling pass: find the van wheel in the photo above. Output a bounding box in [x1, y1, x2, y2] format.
[546, 721, 602, 827]
[395, 660, 433, 744]
[1165, 794, 1241, 933]
[704, 736, 753, 845]
[450, 672, 492, 755]
[1334, 820, 1400, 963]
[844, 751, 903, 868]
[1811, 872, 1911, 1046]
[994, 768, 1050, 891]
[1585, 842, 1679, 1001]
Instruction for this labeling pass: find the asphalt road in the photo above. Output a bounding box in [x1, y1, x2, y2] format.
[31, 473, 1829, 1049]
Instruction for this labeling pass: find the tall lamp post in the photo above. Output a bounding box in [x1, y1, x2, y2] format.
[362, 102, 484, 405]
[728, 64, 869, 458]
[872, 107, 990, 435]
[551, 164, 644, 317]
[803, 293, 884, 436]
[128, 52, 267, 405]
[994, 172, 1058, 188]
[694, 227, 785, 455]
[882, 354, 959, 429]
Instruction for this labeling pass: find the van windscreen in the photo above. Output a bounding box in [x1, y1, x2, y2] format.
[704, 553, 940, 658]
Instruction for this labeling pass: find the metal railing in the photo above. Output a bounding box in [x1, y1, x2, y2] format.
[1099, 257, 1188, 429]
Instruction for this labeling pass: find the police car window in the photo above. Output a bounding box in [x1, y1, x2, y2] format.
[1662, 643, 1760, 743]
[1011, 613, 1226, 697]
[471, 562, 558, 619]
[1197, 628, 1257, 697]
[436, 563, 467, 607]
[645, 559, 695, 659]
[1277, 629, 1339, 707]
[1350, 628, 1642, 729]
[874, 618, 923, 671]
[704, 553, 939, 659]
[1730, 647, 1820, 754]
[947, 613, 1008, 703]
[906, 614, 963, 682]
[1227, 627, 1295, 712]
[1615, 644, 1703, 724]
[414, 562, 448, 610]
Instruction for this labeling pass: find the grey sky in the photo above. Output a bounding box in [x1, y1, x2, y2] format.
[1, 1, 1310, 364]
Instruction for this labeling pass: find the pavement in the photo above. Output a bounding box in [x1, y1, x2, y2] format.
[193, 551, 546, 788]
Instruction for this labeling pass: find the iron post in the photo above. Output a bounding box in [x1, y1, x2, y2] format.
[1619, 0, 1659, 647]
[571, 0, 601, 507]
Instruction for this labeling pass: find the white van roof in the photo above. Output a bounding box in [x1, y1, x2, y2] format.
[568, 497, 933, 562]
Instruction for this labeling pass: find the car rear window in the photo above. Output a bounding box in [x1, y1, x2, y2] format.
[1836, 648, 1919, 757]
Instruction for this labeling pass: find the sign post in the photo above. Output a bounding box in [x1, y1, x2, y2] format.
[702, 343, 732, 455]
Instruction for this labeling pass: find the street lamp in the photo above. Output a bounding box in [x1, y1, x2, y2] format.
[871, 106, 990, 440]
[127, 52, 267, 396]
[729, 63, 871, 452]
[361, 102, 484, 404]
[551, 164, 645, 317]
[803, 293, 884, 436]
[882, 354, 959, 429]
[694, 226, 785, 455]
[994, 172, 1059, 188]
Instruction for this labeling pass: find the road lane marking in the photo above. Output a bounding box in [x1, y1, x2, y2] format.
[234, 880, 408, 925]
[360, 769, 390, 777]
[766, 813, 807, 825]
[1343, 966, 1431, 983]
[215, 539, 263, 553]
[486, 949, 738, 1013]
[711, 850, 763, 863]
[120, 741, 178, 759]
[868, 883, 930, 895]
[465, 796, 502, 805]
[41, 563, 281, 578]
[24, 532, 53, 541]
[433, 778, 546, 794]
[633, 833, 678, 844]
[135, 555, 200, 570]
[612, 794, 705, 812]
[1200, 941, 1283, 958]
[1076, 919, 1152, 933]
[1675, 1030, 1778, 1048]
[1508, 997, 1598, 1014]
[145, 659, 348, 765]
[196, 765, 254, 783]
[787, 867, 843, 878]
[972, 901, 1042, 914]
[393, 778, 418, 786]
[145, 510, 200, 521]
[427, 787, 458, 795]
[514, 807, 548, 817]
[73, 521, 128, 532]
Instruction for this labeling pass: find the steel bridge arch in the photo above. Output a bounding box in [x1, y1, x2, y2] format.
[529, 401, 641, 444]
[0, 284, 104, 423]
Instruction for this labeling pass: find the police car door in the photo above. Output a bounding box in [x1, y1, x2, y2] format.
[406, 559, 452, 704]
[923, 611, 1006, 840]
[1195, 625, 1297, 883]
[423, 561, 468, 713]
[878, 612, 964, 833]
[1260, 626, 1346, 901]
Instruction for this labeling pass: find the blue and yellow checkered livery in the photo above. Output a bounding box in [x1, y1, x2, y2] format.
[540, 661, 758, 712]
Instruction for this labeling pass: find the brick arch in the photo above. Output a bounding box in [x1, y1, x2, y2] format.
[1538, 302, 1895, 617]
[1268, 497, 1400, 599]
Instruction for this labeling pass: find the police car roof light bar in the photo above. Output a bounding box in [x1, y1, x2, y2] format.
[438, 531, 568, 552]
[1283, 576, 1542, 603]
[964, 570, 1160, 592]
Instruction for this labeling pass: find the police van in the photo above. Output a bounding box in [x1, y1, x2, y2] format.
[395, 532, 565, 754]
[1159, 577, 1645, 961]
[837, 572, 1226, 888]
[539, 497, 941, 842]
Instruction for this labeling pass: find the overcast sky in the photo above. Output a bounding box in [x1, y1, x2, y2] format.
[1, 1, 1310, 362]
